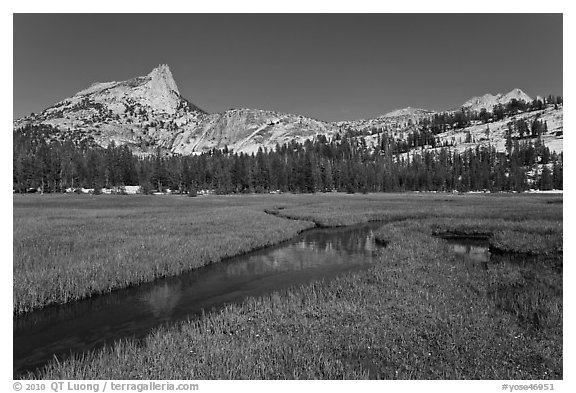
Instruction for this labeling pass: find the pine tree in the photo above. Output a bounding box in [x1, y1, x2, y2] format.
[539, 166, 553, 190]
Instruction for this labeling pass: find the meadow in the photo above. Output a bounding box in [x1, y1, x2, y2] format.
[13, 194, 317, 314]
[14, 192, 563, 379]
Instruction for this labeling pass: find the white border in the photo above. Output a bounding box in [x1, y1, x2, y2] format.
[3, 3, 572, 392]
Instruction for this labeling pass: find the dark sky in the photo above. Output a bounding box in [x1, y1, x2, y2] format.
[13, 14, 563, 121]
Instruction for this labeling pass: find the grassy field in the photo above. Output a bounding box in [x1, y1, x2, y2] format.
[13, 194, 317, 314]
[14, 192, 562, 379]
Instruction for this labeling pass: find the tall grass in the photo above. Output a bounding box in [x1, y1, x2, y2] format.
[21, 192, 562, 379]
[13, 194, 315, 314]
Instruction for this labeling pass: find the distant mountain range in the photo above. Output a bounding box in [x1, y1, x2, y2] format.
[14, 64, 544, 155]
[460, 88, 533, 113]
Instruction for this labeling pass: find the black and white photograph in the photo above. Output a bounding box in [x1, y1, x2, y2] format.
[8, 4, 569, 390]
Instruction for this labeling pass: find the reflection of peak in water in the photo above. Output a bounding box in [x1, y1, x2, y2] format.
[452, 244, 468, 254]
[466, 252, 491, 264]
[139, 281, 182, 318]
[301, 228, 377, 252]
[364, 231, 376, 252]
[224, 245, 371, 277]
[222, 227, 379, 277]
[448, 241, 491, 264]
[14, 222, 385, 378]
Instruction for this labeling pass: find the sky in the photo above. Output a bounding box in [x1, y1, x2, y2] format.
[13, 14, 563, 122]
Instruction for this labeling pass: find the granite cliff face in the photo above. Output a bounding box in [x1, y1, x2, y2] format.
[337, 107, 436, 133]
[172, 108, 338, 155]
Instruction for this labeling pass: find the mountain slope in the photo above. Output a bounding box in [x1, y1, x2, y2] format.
[336, 107, 436, 134]
[434, 106, 563, 154]
[172, 108, 338, 155]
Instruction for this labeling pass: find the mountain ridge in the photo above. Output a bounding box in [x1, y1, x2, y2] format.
[460, 88, 532, 113]
[14, 65, 545, 155]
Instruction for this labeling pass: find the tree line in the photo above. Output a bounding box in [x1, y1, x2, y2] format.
[13, 124, 562, 194]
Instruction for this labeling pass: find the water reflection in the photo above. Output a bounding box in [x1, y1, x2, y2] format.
[14, 222, 384, 376]
[444, 237, 491, 267]
[141, 281, 182, 319]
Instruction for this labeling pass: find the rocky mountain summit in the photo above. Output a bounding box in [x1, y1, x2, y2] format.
[461, 88, 532, 113]
[15, 65, 547, 156]
[15, 65, 339, 155]
[71, 64, 185, 115]
[15, 65, 206, 155]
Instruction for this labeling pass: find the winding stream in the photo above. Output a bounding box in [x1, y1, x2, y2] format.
[14, 221, 385, 376]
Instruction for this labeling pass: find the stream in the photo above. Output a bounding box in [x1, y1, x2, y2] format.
[14, 221, 385, 376]
[16, 225, 560, 377]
